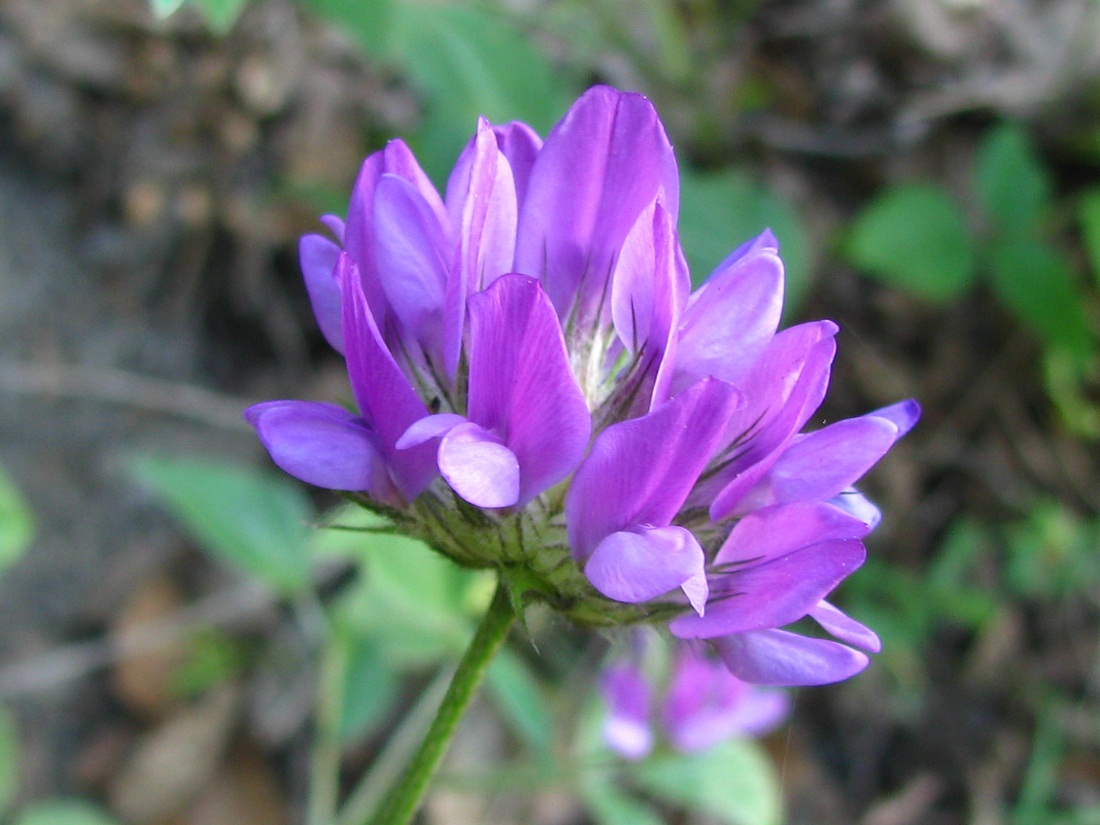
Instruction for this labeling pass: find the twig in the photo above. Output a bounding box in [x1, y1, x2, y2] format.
[0, 580, 275, 699]
[0, 358, 255, 432]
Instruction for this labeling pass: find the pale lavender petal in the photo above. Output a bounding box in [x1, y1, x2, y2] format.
[300, 233, 344, 353]
[720, 687, 790, 739]
[466, 274, 590, 507]
[245, 400, 391, 495]
[438, 421, 520, 509]
[339, 254, 436, 500]
[737, 416, 899, 512]
[600, 662, 653, 760]
[830, 489, 882, 528]
[677, 249, 784, 386]
[670, 539, 866, 639]
[514, 86, 679, 316]
[395, 413, 466, 449]
[809, 600, 881, 653]
[567, 376, 740, 561]
[707, 229, 779, 278]
[373, 174, 450, 356]
[585, 526, 707, 612]
[714, 501, 871, 567]
[714, 629, 870, 686]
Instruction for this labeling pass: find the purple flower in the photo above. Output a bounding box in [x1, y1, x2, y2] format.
[246, 85, 918, 686]
[600, 634, 789, 759]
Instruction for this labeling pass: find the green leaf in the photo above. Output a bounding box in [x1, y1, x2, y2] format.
[0, 706, 18, 816]
[149, 0, 186, 18]
[846, 183, 976, 301]
[333, 526, 476, 666]
[392, 3, 571, 183]
[12, 800, 121, 825]
[189, 0, 249, 32]
[581, 777, 666, 825]
[1077, 188, 1100, 289]
[298, 0, 397, 58]
[127, 456, 313, 595]
[486, 650, 555, 762]
[0, 464, 33, 575]
[987, 239, 1093, 359]
[976, 123, 1053, 239]
[630, 740, 783, 825]
[336, 628, 402, 743]
[679, 168, 813, 313]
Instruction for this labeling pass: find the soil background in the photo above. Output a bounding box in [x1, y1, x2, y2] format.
[2, 1, 1100, 824]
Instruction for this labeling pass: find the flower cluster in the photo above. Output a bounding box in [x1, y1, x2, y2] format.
[600, 632, 788, 759]
[247, 85, 918, 686]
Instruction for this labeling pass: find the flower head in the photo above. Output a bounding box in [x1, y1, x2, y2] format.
[600, 631, 789, 759]
[246, 85, 918, 686]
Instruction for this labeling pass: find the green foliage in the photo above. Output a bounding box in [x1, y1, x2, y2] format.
[301, 0, 571, 184]
[12, 800, 121, 825]
[630, 740, 783, 825]
[679, 168, 813, 312]
[1077, 188, 1100, 288]
[127, 455, 313, 595]
[845, 184, 976, 301]
[0, 706, 18, 817]
[486, 650, 555, 763]
[335, 627, 402, 743]
[582, 776, 667, 825]
[149, 0, 249, 32]
[976, 123, 1053, 240]
[0, 464, 33, 575]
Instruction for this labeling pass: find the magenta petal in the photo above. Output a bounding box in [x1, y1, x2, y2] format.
[466, 274, 590, 507]
[677, 249, 785, 386]
[714, 629, 870, 686]
[715, 501, 871, 567]
[339, 254, 436, 500]
[514, 86, 679, 315]
[585, 526, 707, 611]
[438, 421, 520, 509]
[670, 539, 866, 639]
[300, 233, 344, 353]
[567, 377, 739, 561]
[245, 400, 387, 493]
[809, 600, 881, 653]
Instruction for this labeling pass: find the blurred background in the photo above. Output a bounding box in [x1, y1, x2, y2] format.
[1, 0, 1099, 823]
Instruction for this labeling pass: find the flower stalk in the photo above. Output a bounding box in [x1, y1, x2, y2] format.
[365, 580, 515, 825]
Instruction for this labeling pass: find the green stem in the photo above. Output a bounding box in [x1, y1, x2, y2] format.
[365, 580, 515, 825]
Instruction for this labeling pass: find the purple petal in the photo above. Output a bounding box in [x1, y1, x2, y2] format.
[676, 248, 785, 386]
[345, 141, 447, 329]
[373, 173, 450, 357]
[245, 401, 392, 496]
[869, 399, 921, 439]
[714, 501, 871, 567]
[671, 539, 866, 638]
[600, 662, 653, 760]
[809, 600, 881, 653]
[707, 229, 779, 278]
[585, 526, 708, 612]
[514, 86, 679, 316]
[443, 120, 519, 376]
[829, 489, 882, 529]
[493, 121, 543, 209]
[339, 254, 436, 500]
[466, 274, 590, 507]
[319, 214, 345, 243]
[713, 629, 870, 686]
[567, 377, 740, 561]
[300, 233, 344, 353]
[737, 415, 899, 512]
[438, 421, 520, 509]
